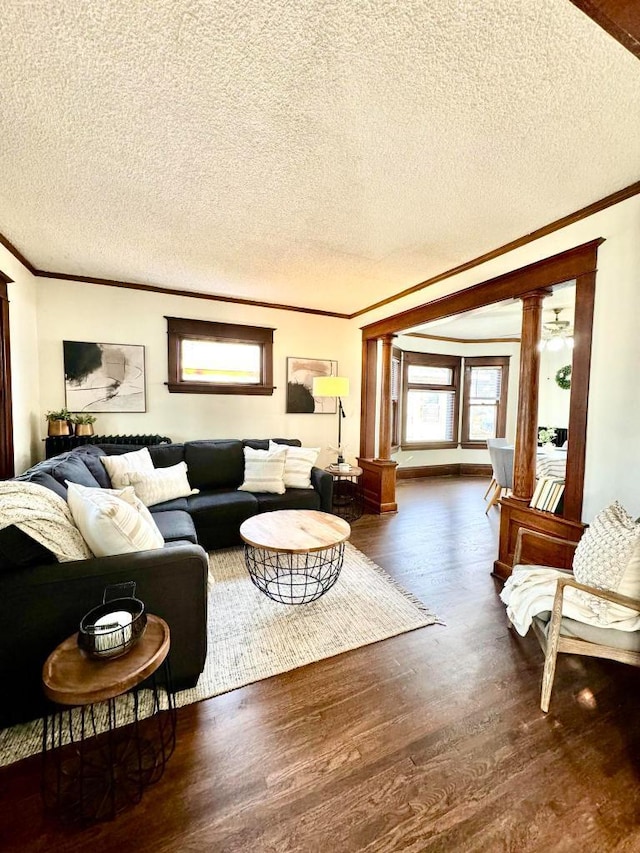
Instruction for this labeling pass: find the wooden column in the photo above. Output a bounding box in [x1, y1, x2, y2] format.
[511, 290, 547, 503]
[377, 334, 394, 461]
[0, 274, 14, 480]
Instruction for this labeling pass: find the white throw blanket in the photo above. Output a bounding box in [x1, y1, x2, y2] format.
[0, 480, 92, 562]
[500, 564, 640, 636]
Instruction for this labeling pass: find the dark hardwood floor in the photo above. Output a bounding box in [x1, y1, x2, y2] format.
[2, 478, 640, 852]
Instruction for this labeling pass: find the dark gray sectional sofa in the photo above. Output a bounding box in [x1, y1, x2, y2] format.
[0, 438, 332, 726]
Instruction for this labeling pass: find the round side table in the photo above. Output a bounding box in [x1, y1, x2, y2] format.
[325, 465, 364, 522]
[41, 614, 176, 824]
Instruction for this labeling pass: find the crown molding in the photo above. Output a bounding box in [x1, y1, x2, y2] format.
[1, 179, 638, 321]
[569, 0, 640, 61]
[405, 332, 521, 345]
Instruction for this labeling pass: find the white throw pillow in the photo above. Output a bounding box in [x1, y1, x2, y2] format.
[101, 447, 154, 490]
[128, 462, 199, 507]
[572, 501, 640, 624]
[238, 446, 286, 495]
[269, 441, 319, 489]
[66, 482, 164, 557]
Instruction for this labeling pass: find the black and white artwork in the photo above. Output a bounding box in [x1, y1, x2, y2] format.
[286, 357, 337, 414]
[64, 341, 146, 413]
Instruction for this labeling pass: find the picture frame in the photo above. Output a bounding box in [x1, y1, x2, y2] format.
[286, 357, 338, 414]
[63, 341, 147, 413]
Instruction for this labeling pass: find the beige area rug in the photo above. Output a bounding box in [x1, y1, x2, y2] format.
[0, 543, 441, 767]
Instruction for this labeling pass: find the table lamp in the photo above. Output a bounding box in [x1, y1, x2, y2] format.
[312, 376, 350, 464]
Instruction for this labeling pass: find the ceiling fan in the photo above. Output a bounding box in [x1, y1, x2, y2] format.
[539, 308, 574, 352]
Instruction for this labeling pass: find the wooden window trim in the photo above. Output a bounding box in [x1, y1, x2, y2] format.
[166, 316, 275, 395]
[461, 355, 510, 449]
[400, 351, 461, 450]
[390, 346, 402, 452]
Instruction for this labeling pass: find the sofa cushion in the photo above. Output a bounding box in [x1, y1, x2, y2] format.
[0, 525, 57, 570]
[73, 446, 112, 488]
[149, 443, 186, 469]
[48, 455, 102, 489]
[242, 438, 302, 451]
[255, 489, 321, 513]
[184, 440, 244, 490]
[128, 462, 199, 507]
[239, 446, 287, 495]
[67, 482, 164, 557]
[148, 496, 189, 513]
[101, 447, 154, 490]
[152, 510, 198, 545]
[17, 470, 68, 500]
[187, 490, 259, 550]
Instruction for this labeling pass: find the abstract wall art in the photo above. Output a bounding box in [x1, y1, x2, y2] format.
[63, 341, 146, 413]
[286, 357, 337, 414]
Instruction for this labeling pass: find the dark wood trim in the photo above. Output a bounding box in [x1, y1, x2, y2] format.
[0, 234, 36, 275]
[377, 335, 395, 460]
[0, 271, 15, 478]
[361, 240, 603, 340]
[33, 270, 349, 319]
[166, 316, 275, 396]
[357, 457, 398, 513]
[397, 464, 459, 479]
[400, 351, 461, 449]
[406, 332, 521, 345]
[569, 0, 640, 60]
[563, 271, 596, 521]
[351, 182, 639, 319]
[494, 498, 585, 580]
[359, 339, 378, 458]
[460, 355, 510, 447]
[397, 462, 492, 479]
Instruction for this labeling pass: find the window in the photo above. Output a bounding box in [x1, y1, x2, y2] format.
[166, 317, 275, 395]
[391, 347, 402, 450]
[461, 356, 510, 447]
[401, 352, 461, 448]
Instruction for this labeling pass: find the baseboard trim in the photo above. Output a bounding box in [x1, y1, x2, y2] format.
[397, 463, 492, 480]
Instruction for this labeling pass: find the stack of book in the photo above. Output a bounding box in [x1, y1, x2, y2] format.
[529, 476, 565, 513]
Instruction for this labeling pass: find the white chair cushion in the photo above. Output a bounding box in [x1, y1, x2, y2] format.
[127, 462, 199, 507]
[269, 441, 319, 489]
[101, 447, 154, 490]
[572, 501, 640, 624]
[66, 482, 164, 557]
[238, 446, 286, 495]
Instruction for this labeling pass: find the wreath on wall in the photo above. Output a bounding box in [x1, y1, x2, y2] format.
[555, 364, 572, 390]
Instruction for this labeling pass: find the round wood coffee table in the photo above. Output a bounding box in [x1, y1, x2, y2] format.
[41, 614, 176, 824]
[239, 510, 351, 604]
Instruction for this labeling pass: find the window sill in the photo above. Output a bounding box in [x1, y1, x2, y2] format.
[166, 382, 275, 396]
[400, 441, 459, 451]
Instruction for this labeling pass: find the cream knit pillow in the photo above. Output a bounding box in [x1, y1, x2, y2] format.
[128, 462, 199, 507]
[572, 501, 640, 624]
[101, 447, 154, 490]
[269, 441, 319, 489]
[238, 446, 286, 495]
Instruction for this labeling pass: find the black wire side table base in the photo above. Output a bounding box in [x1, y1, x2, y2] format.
[42, 663, 176, 824]
[332, 479, 364, 522]
[244, 543, 346, 604]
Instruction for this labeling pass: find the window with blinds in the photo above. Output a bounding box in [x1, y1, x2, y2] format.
[401, 352, 461, 448]
[461, 356, 510, 447]
[391, 348, 402, 449]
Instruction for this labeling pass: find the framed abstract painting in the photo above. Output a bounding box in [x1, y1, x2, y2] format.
[64, 341, 146, 413]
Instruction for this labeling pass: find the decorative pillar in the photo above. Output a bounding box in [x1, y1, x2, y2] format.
[511, 290, 548, 503]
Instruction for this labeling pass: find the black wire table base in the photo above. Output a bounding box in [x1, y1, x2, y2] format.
[332, 479, 364, 522]
[244, 543, 346, 604]
[42, 662, 176, 824]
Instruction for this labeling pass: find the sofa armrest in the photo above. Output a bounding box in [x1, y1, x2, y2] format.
[0, 543, 209, 726]
[311, 466, 333, 513]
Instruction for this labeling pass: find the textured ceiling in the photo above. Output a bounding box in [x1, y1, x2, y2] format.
[1, 1, 639, 315]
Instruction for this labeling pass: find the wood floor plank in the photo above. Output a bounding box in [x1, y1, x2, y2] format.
[2, 477, 640, 852]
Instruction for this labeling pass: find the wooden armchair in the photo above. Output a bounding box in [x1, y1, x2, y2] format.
[512, 529, 640, 712]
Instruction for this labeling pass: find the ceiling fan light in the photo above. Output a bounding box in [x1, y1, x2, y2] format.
[547, 336, 564, 352]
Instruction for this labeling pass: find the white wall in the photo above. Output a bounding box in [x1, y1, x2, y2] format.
[355, 193, 640, 521]
[391, 335, 521, 469]
[538, 346, 571, 430]
[34, 279, 362, 471]
[0, 245, 41, 473]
